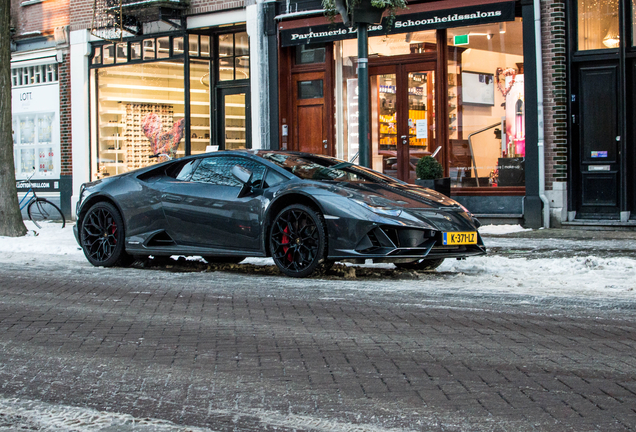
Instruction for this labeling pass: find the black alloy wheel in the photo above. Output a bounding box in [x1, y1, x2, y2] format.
[80, 202, 131, 267]
[270, 204, 327, 278]
[395, 258, 445, 271]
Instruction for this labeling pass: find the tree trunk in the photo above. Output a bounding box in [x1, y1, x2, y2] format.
[0, 1, 26, 237]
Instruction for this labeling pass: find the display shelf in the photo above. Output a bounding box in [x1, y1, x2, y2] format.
[99, 83, 206, 94]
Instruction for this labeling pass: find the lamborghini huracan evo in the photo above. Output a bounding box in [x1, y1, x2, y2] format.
[74, 150, 486, 277]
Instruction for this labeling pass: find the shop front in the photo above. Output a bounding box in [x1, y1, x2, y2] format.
[567, 0, 636, 222]
[276, 0, 542, 223]
[88, 27, 251, 181]
[11, 54, 66, 214]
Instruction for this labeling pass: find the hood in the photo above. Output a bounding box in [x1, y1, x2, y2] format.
[326, 180, 462, 210]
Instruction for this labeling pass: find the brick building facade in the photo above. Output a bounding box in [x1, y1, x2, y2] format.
[20, 0, 630, 228]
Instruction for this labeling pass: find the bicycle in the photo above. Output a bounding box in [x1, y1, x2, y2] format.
[18, 172, 66, 229]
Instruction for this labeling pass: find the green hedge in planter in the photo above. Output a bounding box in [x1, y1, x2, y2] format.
[416, 156, 443, 180]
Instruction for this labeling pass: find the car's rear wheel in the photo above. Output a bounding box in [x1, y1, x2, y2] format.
[80, 202, 132, 267]
[270, 204, 327, 278]
[395, 258, 445, 271]
[203, 256, 246, 264]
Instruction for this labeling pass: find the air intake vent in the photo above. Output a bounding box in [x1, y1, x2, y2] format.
[146, 231, 176, 247]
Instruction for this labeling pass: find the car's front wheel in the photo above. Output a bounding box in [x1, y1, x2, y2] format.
[270, 204, 327, 278]
[394, 258, 445, 271]
[80, 202, 132, 267]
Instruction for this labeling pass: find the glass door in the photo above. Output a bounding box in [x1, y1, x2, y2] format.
[218, 87, 250, 150]
[371, 71, 398, 176]
[406, 67, 435, 182]
[370, 63, 436, 182]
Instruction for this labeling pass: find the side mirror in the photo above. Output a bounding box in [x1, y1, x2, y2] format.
[232, 165, 254, 198]
[232, 165, 253, 185]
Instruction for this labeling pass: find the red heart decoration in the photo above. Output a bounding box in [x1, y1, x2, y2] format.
[495, 67, 517, 98]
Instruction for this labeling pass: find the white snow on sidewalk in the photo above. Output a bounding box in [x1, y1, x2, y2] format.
[0, 395, 215, 432]
[1, 221, 635, 300]
[478, 224, 532, 235]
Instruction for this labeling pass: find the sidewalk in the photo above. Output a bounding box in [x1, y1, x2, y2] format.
[481, 226, 636, 259]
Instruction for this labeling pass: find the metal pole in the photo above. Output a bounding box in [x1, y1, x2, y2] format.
[357, 24, 370, 168]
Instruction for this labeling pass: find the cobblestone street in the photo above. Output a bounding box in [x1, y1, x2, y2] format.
[0, 257, 635, 431]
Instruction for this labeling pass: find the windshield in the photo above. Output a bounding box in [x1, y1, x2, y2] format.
[259, 153, 398, 184]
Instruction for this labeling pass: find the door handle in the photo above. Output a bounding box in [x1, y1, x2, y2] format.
[323, 139, 328, 149]
[401, 135, 407, 145]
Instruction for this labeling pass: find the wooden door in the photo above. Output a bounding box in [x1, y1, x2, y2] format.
[574, 63, 620, 217]
[292, 72, 328, 155]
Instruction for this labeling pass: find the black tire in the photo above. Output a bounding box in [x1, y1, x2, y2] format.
[203, 256, 246, 264]
[270, 204, 327, 278]
[27, 198, 66, 229]
[395, 258, 445, 271]
[80, 202, 131, 267]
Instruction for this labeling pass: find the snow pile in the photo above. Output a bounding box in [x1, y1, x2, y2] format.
[0, 221, 84, 263]
[478, 224, 532, 235]
[0, 395, 215, 432]
[440, 255, 636, 298]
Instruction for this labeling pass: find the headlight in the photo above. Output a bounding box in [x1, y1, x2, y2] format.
[352, 199, 402, 216]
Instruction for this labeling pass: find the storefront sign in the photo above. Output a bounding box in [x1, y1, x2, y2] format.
[280, 2, 515, 47]
[16, 180, 60, 192]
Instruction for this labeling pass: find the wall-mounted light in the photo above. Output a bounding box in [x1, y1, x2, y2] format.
[499, 22, 506, 34]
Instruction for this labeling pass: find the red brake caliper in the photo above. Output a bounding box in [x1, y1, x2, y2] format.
[282, 227, 292, 262]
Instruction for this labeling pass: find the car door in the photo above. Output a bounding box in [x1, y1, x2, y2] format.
[161, 155, 267, 251]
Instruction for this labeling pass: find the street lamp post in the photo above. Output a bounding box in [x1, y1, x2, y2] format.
[357, 24, 370, 168]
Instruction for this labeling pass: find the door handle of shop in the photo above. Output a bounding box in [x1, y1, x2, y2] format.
[401, 135, 407, 145]
[323, 139, 328, 149]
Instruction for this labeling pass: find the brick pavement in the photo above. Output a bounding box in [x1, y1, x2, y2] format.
[0, 264, 635, 431]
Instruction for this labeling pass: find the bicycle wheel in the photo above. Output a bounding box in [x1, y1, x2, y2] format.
[27, 198, 66, 229]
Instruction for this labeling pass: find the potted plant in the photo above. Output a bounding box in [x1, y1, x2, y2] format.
[415, 155, 451, 197]
[322, 0, 406, 27]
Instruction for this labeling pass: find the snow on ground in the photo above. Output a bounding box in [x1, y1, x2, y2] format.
[0, 395, 215, 432]
[477, 224, 532, 235]
[1, 221, 635, 300]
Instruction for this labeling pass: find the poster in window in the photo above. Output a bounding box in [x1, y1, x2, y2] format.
[461, 71, 495, 106]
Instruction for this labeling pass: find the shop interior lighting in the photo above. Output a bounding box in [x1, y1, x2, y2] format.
[499, 22, 506, 34]
[603, 16, 620, 48]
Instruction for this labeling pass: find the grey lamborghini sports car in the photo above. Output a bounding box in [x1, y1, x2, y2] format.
[74, 150, 486, 277]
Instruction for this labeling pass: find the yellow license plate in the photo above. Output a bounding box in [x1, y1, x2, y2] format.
[443, 231, 477, 245]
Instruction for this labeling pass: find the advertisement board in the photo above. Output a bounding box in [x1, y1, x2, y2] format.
[11, 83, 61, 181]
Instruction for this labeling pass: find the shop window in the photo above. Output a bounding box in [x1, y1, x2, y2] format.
[92, 61, 185, 180]
[92, 47, 102, 65]
[218, 31, 250, 81]
[104, 44, 115, 64]
[578, 0, 619, 50]
[131, 42, 142, 60]
[116, 43, 128, 63]
[447, 18, 524, 188]
[190, 59, 211, 155]
[189, 34, 199, 57]
[298, 79, 324, 99]
[295, 44, 326, 64]
[173, 37, 184, 55]
[143, 39, 155, 60]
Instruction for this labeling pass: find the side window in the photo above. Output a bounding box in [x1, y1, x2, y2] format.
[264, 169, 287, 188]
[174, 160, 198, 181]
[191, 156, 266, 186]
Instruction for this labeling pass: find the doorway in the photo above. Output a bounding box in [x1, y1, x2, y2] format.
[291, 71, 329, 155]
[218, 87, 250, 150]
[370, 62, 436, 182]
[572, 63, 620, 217]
